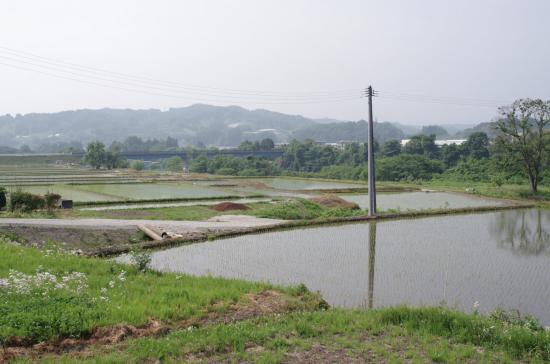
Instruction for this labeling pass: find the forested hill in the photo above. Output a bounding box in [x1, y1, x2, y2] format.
[0, 104, 316, 148]
[0, 103, 481, 149]
[292, 120, 404, 144]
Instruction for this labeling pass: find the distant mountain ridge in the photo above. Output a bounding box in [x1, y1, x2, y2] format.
[0, 104, 482, 149]
[0, 104, 316, 148]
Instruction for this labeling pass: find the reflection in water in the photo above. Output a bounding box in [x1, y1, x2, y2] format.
[491, 209, 550, 256]
[136, 208, 550, 324]
[367, 222, 376, 309]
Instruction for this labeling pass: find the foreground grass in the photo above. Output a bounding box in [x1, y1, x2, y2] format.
[25, 307, 550, 363]
[0, 239, 319, 346]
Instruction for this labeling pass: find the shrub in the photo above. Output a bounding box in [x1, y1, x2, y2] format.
[9, 191, 46, 212]
[130, 160, 145, 171]
[44, 192, 62, 210]
[130, 248, 152, 272]
[0, 187, 6, 210]
[376, 154, 444, 181]
[215, 167, 237, 176]
[163, 156, 184, 172]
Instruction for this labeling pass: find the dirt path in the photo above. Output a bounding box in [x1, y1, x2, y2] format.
[0, 215, 285, 234]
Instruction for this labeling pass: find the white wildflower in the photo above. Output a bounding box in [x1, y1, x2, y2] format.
[117, 270, 126, 282]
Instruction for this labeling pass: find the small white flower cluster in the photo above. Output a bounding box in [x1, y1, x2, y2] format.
[94, 270, 127, 302]
[0, 269, 88, 296]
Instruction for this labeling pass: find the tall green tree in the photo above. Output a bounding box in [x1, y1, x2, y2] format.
[84, 141, 106, 169]
[380, 139, 402, 157]
[163, 156, 184, 172]
[464, 132, 490, 159]
[496, 99, 550, 192]
[259, 138, 275, 151]
[403, 134, 439, 159]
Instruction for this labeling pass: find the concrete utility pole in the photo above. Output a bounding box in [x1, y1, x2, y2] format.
[366, 85, 377, 216]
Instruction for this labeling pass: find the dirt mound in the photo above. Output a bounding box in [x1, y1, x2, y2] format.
[311, 195, 360, 210]
[211, 202, 250, 211]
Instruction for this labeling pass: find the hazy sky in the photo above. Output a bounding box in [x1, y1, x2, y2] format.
[1, 0, 549, 124]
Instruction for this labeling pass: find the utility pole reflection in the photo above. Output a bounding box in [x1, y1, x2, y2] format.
[367, 221, 377, 309]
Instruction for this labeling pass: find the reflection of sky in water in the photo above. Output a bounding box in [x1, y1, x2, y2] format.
[138, 209, 550, 324]
[341, 191, 506, 210]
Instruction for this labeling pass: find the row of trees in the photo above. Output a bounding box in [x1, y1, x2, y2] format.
[83, 142, 127, 169]
[80, 99, 548, 192]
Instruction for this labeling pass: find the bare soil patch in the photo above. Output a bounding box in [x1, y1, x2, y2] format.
[211, 202, 250, 212]
[0, 225, 146, 252]
[311, 195, 360, 210]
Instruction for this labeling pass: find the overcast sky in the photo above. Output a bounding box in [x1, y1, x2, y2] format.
[1, 0, 549, 124]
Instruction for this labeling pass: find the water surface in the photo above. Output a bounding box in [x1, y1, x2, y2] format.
[341, 191, 507, 210]
[142, 209, 550, 324]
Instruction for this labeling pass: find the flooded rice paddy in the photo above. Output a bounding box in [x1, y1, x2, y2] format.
[256, 178, 366, 190]
[342, 191, 508, 211]
[74, 183, 235, 200]
[14, 178, 508, 212]
[141, 208, 550, 324]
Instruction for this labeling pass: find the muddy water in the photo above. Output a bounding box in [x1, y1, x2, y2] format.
[144, 208, 550, 324]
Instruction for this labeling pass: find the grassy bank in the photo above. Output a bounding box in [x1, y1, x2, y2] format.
[0, 238, 321, 348]
[420, 180, 550, 205]
[31, 308, 550, 363]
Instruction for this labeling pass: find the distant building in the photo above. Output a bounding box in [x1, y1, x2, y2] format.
[400, 139, 466, 146]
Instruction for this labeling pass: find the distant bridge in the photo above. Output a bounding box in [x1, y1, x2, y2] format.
[71, 150, 284, 161]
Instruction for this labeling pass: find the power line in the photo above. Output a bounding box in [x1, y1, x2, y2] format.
[0, 46, 513, 108]
[0, 46, 361, 99]
[0, 60, 361, 105]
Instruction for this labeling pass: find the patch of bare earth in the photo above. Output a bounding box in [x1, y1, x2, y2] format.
[283, 344, 363, 364]
[211, 202, 250, 212]
[0, 290, 308, 363]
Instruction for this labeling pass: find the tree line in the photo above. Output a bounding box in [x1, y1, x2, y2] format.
[81, 99, 548, 192]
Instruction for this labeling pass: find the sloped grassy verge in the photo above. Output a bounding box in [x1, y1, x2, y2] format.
[28, 307, 550, 363]
[0, 238, 323, 354]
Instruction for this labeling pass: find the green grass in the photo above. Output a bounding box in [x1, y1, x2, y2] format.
[66, 199, 365, 221]
[0, 239, 319, 345]
[424, 180, 550, 204]
[68, 202, 275, 220]
[27, 307, 550, 363]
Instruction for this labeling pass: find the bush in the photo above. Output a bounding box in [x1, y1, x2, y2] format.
[44, 192, 62, 210]
[215, 167, 237, 176]
[130, 160, 145, 171]
[130, 248, 152, 272]
[0, 187, 6, 210]
[9, 191, 46, 212]
[163, 156, 184, 172]
[376, 154, 444, 181]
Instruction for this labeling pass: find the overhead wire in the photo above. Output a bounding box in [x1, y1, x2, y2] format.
[0, 60, 361, 105]
[0, 46, 513, 108]
[0, 46, 361, 100]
